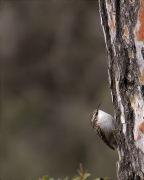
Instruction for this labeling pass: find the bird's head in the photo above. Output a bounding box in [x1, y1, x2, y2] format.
[90, 103, 102, 127]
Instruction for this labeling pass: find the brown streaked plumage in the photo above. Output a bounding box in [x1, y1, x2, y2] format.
[90, 104, 118, 150]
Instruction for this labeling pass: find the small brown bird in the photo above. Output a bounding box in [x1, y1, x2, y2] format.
[90, 104, 118, 150]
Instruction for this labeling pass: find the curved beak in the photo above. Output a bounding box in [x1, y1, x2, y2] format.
[97, 103, 102, 111]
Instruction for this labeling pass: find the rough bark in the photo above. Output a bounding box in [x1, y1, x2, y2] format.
[98, 0, 144, 179]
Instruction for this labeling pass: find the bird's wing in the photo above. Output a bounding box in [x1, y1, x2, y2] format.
[95, 125, 115, 150]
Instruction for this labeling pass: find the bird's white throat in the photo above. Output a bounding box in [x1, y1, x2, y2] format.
[98, 110, 113, 123]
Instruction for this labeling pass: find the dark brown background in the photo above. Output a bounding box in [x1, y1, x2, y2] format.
[1, 1, 118, 180]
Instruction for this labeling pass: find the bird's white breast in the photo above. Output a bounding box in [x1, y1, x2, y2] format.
[98, 110, 115, 135]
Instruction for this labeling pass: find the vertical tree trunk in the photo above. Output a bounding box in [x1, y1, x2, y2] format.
[98, 0, 144, 179]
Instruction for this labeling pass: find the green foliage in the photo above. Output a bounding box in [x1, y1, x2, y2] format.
[72, 163, 91, 180]
[39, 175, 48, 180]
[39, 164, 109, 180]
[94, 178, 108, 180]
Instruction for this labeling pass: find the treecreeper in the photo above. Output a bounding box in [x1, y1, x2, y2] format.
[90, 104, 118, 150]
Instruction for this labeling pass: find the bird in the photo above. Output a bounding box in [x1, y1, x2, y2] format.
[90, 104, 118, 150]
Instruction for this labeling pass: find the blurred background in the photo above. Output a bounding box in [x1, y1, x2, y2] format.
[1, 1, 118, 180]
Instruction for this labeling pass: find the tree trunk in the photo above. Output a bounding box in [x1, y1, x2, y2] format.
[98, 0, 144, 179]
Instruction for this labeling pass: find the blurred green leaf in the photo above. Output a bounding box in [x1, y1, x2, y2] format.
[94, 178, 108, 180]
[39, 175, 48, 180]
[83, 173, 91, 180]
[64, 177, 68, 180]
[49, 178, 54, 180]
[72, 177, 80, 180]
[39, 165, 109, 180]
